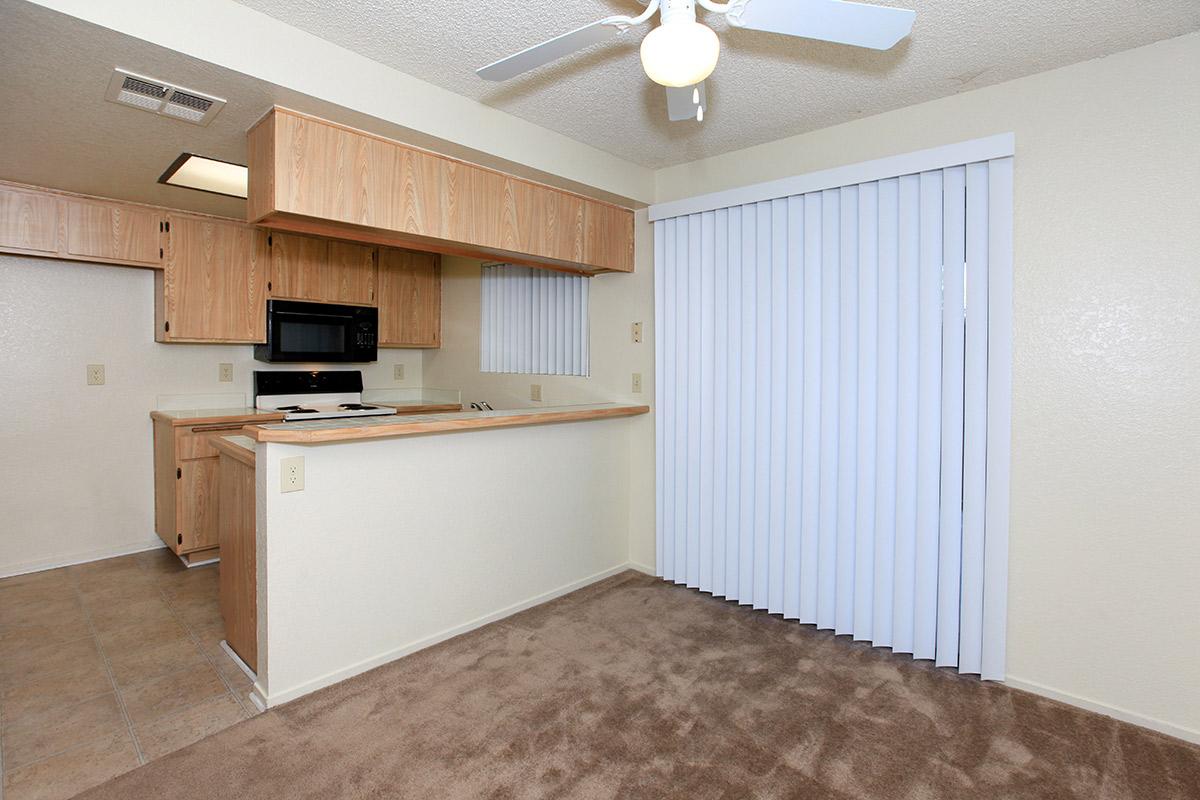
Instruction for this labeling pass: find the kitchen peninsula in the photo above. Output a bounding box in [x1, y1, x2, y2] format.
[224, 402, 648, 710]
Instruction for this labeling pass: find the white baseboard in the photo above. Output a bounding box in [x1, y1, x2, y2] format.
[1006, 675, 1200, 745]
[0, 539, 165, 580]
[626, 560, 656, 576]
[262, 561, 637, 708]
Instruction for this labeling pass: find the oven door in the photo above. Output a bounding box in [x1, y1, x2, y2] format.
[255, 300, 377, 363]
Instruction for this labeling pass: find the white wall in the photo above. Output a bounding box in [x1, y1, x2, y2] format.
[422, 212, 658, 569]
[0, 255, 424, 576]
[256, 418, 636, 705]
[652, 33, 1200, 740]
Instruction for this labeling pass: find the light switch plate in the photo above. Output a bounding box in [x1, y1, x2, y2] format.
[218, 363, 233, 382]
[394, 364, 405, 381]
[530, 384, 542, 402]
[631, 322, 643, 344]
[86, 364, 105, 386]
[632, 373, 643, 393]
[280, 456, 305, 493]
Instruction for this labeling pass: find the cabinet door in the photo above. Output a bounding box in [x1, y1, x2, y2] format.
[378, 248, 441, 348]
[66, 199, 161, 266]
[163, 214, 267, 342]
[178, 458, 219, 552]
[327, 241, 376, 305]
[268, 232, 328, 302]
[0, 185, 60, 254]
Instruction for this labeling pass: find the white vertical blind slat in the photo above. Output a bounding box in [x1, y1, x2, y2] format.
[655, 155, 1010, 682]
[936, 165, 967, 668]
[713, 208, 730, 598]
[835, 185, 859, 635]
[853, 181, 879, 641]
[817, 188, 840, 630]
[873, 177, 900, 648]
[782, 196, 805, 620]
[959, 162, 990, 674]
[914, 170, 944, 661]
[768, 199, 789, 614]
[892, 173, 921, 654]
[799, 191, 823, 625]
[982, 156, 1014, 681]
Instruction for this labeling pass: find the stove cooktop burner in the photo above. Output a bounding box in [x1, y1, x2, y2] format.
[338, 403, 378, 410]
[275, 405, 302, 411]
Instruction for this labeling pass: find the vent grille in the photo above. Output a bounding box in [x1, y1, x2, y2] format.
[121, 76, 168, 98]
[105, 69, 225, 127]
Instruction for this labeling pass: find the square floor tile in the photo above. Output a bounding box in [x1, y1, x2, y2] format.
[134, 692, 247, 761]
[1, 692, 128, 770]
[120, 662, 228, 726]
[1, 656, 113, 723]
[2, 732, 139, 800]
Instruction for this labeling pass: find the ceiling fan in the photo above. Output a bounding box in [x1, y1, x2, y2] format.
[477, 0, 916, 122]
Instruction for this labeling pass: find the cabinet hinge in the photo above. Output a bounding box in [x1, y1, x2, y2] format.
[159, 221, 164, 233]
[176, 467, 181, 479]
[267, 281, 272, 292]
[165, 220, 170, 233]
[159, 247, 163, 259]
[164, 321, 170, 332]
[177, 534, 183, 545]
[268, 234, 272, 247]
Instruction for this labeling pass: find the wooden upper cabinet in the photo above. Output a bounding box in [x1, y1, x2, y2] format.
[247, 107, 634, 274]
[268, 233, 377, 306]
[378, 248, 440, 348]
[0, 181, 165, 268]
[328, 241, 376, 305]
[268, 232, 327, 301]
[158, 214, 267, 343]
[66, 199, 162, 267]
[0, 184, 61, 255]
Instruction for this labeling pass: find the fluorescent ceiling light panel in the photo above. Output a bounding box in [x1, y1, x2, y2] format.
[159, 153, 248, 199]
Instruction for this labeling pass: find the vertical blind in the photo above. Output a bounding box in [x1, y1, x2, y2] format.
[480, 264, 590, 376]
[654, 158, 1012, 679]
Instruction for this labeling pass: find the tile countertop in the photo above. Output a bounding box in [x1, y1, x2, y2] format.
[245, 403, 650, 444]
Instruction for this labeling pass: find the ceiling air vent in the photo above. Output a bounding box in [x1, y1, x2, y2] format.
[105, 69, 226, 127]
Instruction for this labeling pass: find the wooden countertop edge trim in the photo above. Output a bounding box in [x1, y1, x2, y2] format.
[211, 436, 256, 467]
[149, 411, 287, 426]
[246, 404, 650, 443]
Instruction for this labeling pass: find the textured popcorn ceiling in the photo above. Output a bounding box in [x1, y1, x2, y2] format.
[230, 0, 1200, 168]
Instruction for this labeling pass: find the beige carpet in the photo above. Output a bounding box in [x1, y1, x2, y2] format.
[78, 571, 1199, 799]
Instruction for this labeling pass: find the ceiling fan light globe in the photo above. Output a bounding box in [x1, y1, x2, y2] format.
[640, 20, 720, 88]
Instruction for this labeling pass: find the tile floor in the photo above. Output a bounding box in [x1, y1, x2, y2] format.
[0, 549, 260, 800]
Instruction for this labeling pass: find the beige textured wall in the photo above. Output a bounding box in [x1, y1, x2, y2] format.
[652, 33, 1200, 738]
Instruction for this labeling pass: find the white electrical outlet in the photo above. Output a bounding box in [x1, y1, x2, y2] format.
[218, 363, 233, 382]
[530, 384, 542, 402]
[631, 322, 643, 344]
[280, 456, 305, 493]
[393, 364, 405, 381]
[632, 373, 643, 393]
[86, 364, 105, 386]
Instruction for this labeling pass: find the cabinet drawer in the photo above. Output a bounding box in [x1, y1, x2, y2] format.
[175, 424, 251, 460]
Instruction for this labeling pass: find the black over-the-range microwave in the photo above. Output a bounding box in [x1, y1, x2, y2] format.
[254, 299, 378, 363]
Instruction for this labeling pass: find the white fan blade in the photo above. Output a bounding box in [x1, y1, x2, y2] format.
[477, 19, 625, 81]
[666, 83, 707, 122]
[729, 0, 915, 50]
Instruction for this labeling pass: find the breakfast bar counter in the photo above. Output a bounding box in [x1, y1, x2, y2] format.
[244, 403, 649, 443]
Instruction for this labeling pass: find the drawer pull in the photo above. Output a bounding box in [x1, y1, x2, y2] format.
[188, 424, 247, 433]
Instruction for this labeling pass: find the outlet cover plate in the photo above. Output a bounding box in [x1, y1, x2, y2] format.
[280, 456, 305, 493]
[632, 322, 643, 344]
[87, 364, 105, 386]
[218, 363, 233, 382]
[393, 364, 405, 381]
[530, 384, 542, 402]
[632, 373, 643, 393]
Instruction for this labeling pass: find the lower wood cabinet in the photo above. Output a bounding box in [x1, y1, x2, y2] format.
[157, 214, 268, 343]
[152, 413, 281, 565]
[378, 247, 441, 347]
[215, 440, 257, 671]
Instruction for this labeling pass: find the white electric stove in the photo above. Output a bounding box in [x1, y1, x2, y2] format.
[254, 370, 397, 421]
